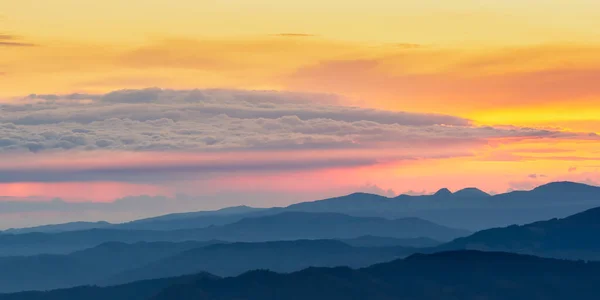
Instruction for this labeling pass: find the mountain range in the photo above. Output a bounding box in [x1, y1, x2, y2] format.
[2, 206, 265, 234]
[4, 181, 599, 233]
[0, 241, 218, 293]
[0, 273, 218, 300]
[337, 235, 441, 248]
[6, 201, 600, 293]
[2, 181, 600, 297]
[0, 212, 465, 256]
[4, 250, 600, 300]
[282, 181, 600, 230]
[0, 239, 413, 293]
[101, 239, 409, 286]
[436, 204, 600, 260]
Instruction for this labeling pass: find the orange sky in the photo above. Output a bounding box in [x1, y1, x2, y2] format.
[1, 0, 599, 204]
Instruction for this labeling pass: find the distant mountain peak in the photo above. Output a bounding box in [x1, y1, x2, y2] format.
[453, 188, 490, 198]
[214, 205, 257, 212]
[433, 188, 453, 197]
[533, 181, 598, 193]
[347, 192, 376, 197]
[345, 192, 389, 199]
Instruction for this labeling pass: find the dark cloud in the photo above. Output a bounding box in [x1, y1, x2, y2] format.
[271, 33, 316, 37]
[101, 88, 161, 103]
[0, 156, 377, 183]
[0, 33, 36, 47]
[527, 174, 547, 179]
[0, 88, 591, 154]
[0, 41, 35, 47]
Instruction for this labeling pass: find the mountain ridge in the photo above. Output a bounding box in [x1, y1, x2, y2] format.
[4, 250, 600, 300]
[101, 239, 410, 286]
[436, 205, 600, 260]
[3, 181, 599, 233]
[0, 212, 466, 256]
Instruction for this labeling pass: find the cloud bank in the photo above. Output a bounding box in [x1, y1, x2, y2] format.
[1, 88, 580, 155]
[0, 88, 597, 198]
[0, 88, 597, 228]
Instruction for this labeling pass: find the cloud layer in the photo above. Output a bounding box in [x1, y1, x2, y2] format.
[0, 88, 597, 229]
[0, 88, 596, 189]
[1, 88, 579, 154]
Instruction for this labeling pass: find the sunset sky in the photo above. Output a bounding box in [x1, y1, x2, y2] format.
[1, 0, 599, 227]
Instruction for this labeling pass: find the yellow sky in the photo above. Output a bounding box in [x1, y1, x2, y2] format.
[2, 0, 600, 131]
[1, 0, 600, 211]
[4, 0, 600, 44]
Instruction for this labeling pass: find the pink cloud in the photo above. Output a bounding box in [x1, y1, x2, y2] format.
[0, 145, 476, 184]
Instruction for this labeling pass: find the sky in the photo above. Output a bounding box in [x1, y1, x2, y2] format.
[1, 0, 600, 227]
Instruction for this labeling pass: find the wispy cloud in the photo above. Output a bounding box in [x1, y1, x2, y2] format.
[271, 33, 317, 37]
[0, 151, 382, 183]
[394, 43, 422, 49]
[0, 33, 36, 47]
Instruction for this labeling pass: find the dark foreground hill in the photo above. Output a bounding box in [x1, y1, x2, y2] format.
[436, 205, 600, 260]
[0, 273, 218, 300]
[4, 251, 600, 300]
[123, 251, 600, 300]
[0, 212, 467, 256]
